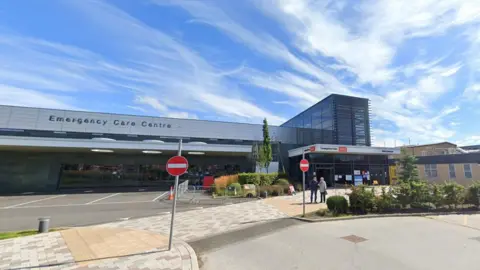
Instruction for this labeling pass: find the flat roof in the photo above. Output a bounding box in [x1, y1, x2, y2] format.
[288, 143, 400, 157]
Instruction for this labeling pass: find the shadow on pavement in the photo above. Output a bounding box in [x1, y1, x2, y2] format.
[189, 218, 302, 255]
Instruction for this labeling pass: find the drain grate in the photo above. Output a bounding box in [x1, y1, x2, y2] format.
[341, 234, 368, 243]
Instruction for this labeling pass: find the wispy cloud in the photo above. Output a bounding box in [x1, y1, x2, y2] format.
[163, 0, 476, 144]
[0, 0, 478, 144]
[0, 84, 76, 110]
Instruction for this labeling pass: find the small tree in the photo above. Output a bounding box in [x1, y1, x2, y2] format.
[253, 143, 266, 172]
[262, 118, 273, 172]
[397, 148, 420, 182]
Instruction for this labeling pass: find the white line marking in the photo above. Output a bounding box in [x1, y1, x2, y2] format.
[85, 193, 120, 205]
[84, 190, 93, 193]
[118, 217, 130, 221]
[152, 192, 168, 202]
[167, 164, 187, 168]
[22, 192, 34, 195]
[3, 195, 66, 209]
[3, 200, 154, 209]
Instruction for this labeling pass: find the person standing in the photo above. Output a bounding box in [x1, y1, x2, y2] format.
[309, 176, 318, 203]
[319, 177, 327, 203]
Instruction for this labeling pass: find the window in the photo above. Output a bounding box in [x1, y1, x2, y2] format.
[448, 164, 456, 178]
[421, 151, 427, 156]
[425, 164, 438, 178]
[464, 164, 473, 179]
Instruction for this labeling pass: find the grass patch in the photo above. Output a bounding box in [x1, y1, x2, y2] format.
[0, 228, 64, 240]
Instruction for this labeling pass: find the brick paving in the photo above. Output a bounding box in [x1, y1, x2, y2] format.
[1, 193, 352, 270]
[0, 199, 290, 270]
[99, 200, 289, 242]
[263, 188, 350, 216]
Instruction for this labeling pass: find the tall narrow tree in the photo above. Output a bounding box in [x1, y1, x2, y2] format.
[397, 148, 420, 182]
[262, 118, 273, 173]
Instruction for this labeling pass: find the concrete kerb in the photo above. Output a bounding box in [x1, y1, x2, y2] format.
[292, 210, 480, 223]
[182, 239, 200, 270]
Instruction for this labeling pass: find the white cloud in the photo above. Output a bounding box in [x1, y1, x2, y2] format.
[0, 84, 76, 110]
[166, 112, 198, 120]
[1, 0, 478, 145]
[38, 0, 284, 124]
[457, 135, 480, 146]
[464, 84, 480, 99]
[126, 106, 148, 113]
[134, 96, 168, 113]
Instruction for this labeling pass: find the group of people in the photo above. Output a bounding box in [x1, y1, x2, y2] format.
[309, 174, 327, 204]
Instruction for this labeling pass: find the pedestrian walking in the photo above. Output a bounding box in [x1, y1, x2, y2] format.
[319, 177, 327, 203]
[310, 177, 318, 203]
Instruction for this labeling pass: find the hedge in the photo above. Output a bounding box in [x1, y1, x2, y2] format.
[238, 173, 279, 186]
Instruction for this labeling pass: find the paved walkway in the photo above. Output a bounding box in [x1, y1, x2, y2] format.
[264, 188, 349, 216]
[0, 199, 289, 269]
[0, 190, 349, 269]
[0, 227, 197, 270]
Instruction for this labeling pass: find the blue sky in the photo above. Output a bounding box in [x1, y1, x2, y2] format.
[0, 0, 479, 147]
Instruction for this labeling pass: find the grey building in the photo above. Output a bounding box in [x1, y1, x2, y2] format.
[0, 94, 399, 193]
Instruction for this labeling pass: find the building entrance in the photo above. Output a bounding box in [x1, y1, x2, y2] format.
[314, 166, 333, 187]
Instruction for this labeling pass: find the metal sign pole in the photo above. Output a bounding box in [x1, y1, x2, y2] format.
[302, 151, 306, 217]
[168, 138, 183, 250]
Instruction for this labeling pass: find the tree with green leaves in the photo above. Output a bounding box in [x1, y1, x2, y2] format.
[262, 118, 273, 172]
[397, 148, 420, 182]
[253, 143, 266, 171]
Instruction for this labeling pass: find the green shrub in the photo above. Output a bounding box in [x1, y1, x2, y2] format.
[257, 186, 271, 197]
[326, 196, 348, 215]
[275, 179, 290, 193]
[270, 185, 284, 196]
[410, 181, 431, 203]
[410, 202, 436, 211]
[443, 182, 464, 209]
[430, 184, 445, 208]
[349, 185, 375, 214]
[208, 184, 216, 194]
[277, 172, 289, 180]
[238, 173, 260, 186]
[275, 178, 290, 186]
[392, 182, 412, 208]
[259, 173, 277, 186]
[215, 186, 226, 196]
[295, 183, 303, 192]
[465, 181, 480, 207]
[374, 187, 396, 213]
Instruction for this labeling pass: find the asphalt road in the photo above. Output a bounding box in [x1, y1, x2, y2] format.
[198, 215, 480, 270]
[0, 190, 236, 232]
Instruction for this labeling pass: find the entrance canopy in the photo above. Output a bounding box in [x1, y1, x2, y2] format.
[0, 136, 251, 156]
[288, 143, 400, 157]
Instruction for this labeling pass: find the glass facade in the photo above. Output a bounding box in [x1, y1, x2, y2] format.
[0, 151, 252, 193]
[289, 153, 389, 187]
[281, 94, 371, 146]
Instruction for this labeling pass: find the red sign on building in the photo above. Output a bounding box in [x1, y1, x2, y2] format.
[339, 146, 348, 153]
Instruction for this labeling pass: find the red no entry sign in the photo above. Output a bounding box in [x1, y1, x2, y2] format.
[166, 156, 189, 176]
[299, 159, 309, 172]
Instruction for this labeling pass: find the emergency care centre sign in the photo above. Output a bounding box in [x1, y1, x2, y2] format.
[48, 115, 173, 129]
[0, 105, 181, 136]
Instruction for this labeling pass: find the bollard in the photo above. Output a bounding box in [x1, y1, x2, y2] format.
[38, 217, 50, 233]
